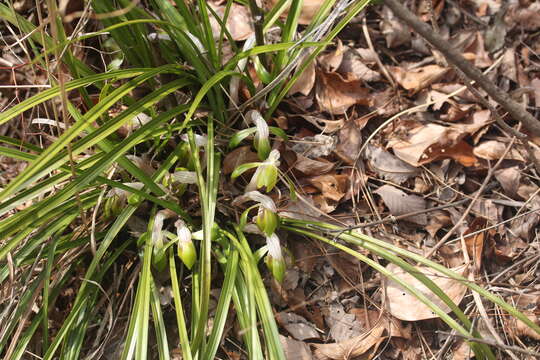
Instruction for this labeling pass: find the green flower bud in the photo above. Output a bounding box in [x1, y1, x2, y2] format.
[175, 220, 197, 270]
[256, 208, 279, 236]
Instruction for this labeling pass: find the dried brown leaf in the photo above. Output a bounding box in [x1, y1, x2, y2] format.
[318, 40, 345, 73]
[277, 312, 320, 341]
[223, 146, 259, 174]
[312, 322, 384, 360]
[334, 121, 363, 165]
[381, 6, 411, 48]
[308, 174, 348, 202]
[390, 124, 479, 167]
[289, 61, 316, 96]
[385, 263, 469, 321]
[365, 145, 419, 184]
[294, 155, 335, 176]
[316, 71, 369, 115]
[209, 3, 253, 41]
[473, 140, 524, 161]
[505, 294, 540, 341]
[267, 0, 326, 25]
[390, 65, 449, 93]
[280, 335, 314, 360]
[374, 184, 427, 225]
[338, 48, 381, 82]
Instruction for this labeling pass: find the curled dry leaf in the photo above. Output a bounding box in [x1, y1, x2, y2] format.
[374, 184, 427, 225]
[494, 166, 521, 198]
[463, 217, 487, 272]
[289, 61, 316, 96]
[318, 40, 344, 73]
[312, 320, 384, 360]
[381, 6, 411, 48]
[349, 308, 411, 339]
[291, 134, 336, 159]
[338, 48, 381, 82]
[223, 145, 259, 174]
[308, 174, 348, 202]
[365, 145, 418, 184]
[324, 304, 363, 342]
[293, 155, 335, 176]
[280, 196, 322, 221]
[208, 2, 253, 41]
[389, 123, 479, 167]
[316, 70, 369, 115]
[266, 0, 326, 25]
[334, 121, 364, 165]
[299, 115, 343, 134]
[390, 64, 448, 93]
[276, 312, 320, 341]
[280, 335, 314, 360]
[384, 263, 469, 321]
[473, 140, 524, 161]
[505, 293, 540, 341]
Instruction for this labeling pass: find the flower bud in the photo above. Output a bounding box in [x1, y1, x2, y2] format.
[256, 208, 279, 236]
[175, 220, 197, 269]
[248, 110, 270, 160]
[265, 234, 285, 282]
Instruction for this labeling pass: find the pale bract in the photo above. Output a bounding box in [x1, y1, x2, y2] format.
[233, 190, 277, 212]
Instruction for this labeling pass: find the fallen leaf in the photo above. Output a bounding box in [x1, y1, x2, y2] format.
[298, 115, 343, 133]
[267, 0, 326, 25]
[381, 6, 411, 48]
[531, 78, 540, 106]
[338, 48, 381, 82]
[318, 40, 344, 73]
[280, 196, 322, 221]
[452, 338, 474, 360]
[280, 335, 314, 360]
[365, 145, 419, 184]
[473, 140, 524, 161]
[426, 210, 452, 238]
[374, 184, 427, 225]
[462, 31, 492, 68]
[390, 65, 449, 93]
[350, 308, 411, 339]
[505, 3, 540, 31]
[316, 70, 369, 114]
[390, 123, 479, 167]
[289, 61, 316, 96]
[293, 155, 335, 176]
[291, 134, 336, 159]
[308, 174, 348, 202]
[334, 121, 363, 165]
[494, 166, 522, 198]
[385, 263, 469, 321]
[324, 304, 363, 342]
[312, 321, 384, 360]
[209, 2, 253, 41]
[463, 218, 487, 272]
[277, 312, 320, 341]
[505, 293, 540, 340]
[223, 145, 259, 174]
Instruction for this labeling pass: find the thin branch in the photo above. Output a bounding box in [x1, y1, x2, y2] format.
[382, 0, 540, 137]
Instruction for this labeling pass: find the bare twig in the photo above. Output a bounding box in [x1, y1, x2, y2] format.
[382, 0, 540, 137]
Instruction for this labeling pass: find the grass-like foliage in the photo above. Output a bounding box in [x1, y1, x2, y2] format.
[0, 1, 538, 359]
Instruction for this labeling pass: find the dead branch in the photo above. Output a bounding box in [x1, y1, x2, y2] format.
[382, 0, 540, 137]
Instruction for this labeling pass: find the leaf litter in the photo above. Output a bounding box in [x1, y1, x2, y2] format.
[3, 0, 540, 359]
